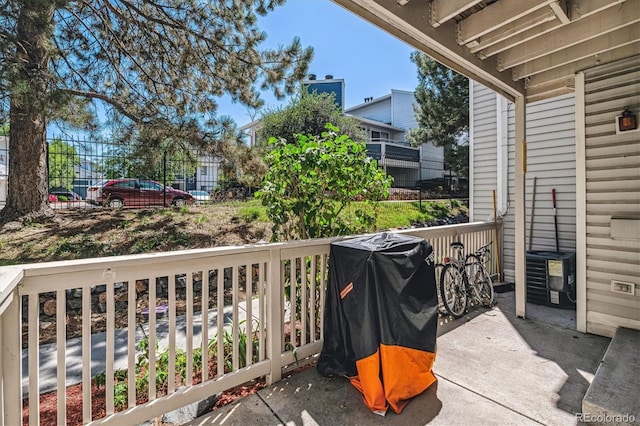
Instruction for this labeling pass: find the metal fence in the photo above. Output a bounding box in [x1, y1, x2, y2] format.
[0, 133, 246, 209]
[0, 133, 466, 209]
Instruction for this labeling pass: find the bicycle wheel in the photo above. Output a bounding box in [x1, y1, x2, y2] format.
[466, 254, 494, 307]
[439, 264, 468, 318]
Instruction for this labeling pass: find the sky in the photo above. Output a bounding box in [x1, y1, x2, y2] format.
[47, 0, 420, 139]
[217, 0, 420, 126]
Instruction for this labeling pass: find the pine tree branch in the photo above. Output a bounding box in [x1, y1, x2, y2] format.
[61, 88, 141, 123]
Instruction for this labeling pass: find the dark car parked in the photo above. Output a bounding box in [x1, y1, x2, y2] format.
[49, 187, 82, 201]
[86, 178, 195, 208]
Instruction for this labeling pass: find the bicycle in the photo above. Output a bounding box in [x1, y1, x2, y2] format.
[439, 241, 494, 318]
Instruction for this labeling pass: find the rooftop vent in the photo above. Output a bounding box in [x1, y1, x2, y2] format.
[308, 74, 316, 80]
[325, 74, 334, 80]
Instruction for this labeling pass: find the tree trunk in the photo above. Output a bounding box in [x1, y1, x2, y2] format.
[1, 2, 55, 222]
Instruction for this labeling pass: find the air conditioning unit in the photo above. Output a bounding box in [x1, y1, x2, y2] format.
[526, 251, 576, 308]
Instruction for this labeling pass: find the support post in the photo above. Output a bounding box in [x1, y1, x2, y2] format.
[1, 291, 21, 426]
[266, 247, 283, 385]
[515, 95, 527, 318]
[575, 72, 587, 333]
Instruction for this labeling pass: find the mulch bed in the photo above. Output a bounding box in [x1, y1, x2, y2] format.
[22, 359, 318, 425]
[22, 364, 267, 426]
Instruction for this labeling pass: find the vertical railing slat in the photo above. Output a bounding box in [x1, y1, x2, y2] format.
[301, 257, 307, 346]
[245, 265, 253, 367]
[186, 272, 194, 386]
[289, 259, 295, 349]
[202, 271, 209, 382]
[231, 266, 239, 371]
[259, 263, 266, 361]
[0, 319, 3, 424]
[128, 280, 136, 408]
[28, 294, 40, 426]
[168, 275, 177, 394]
[148, 277, 156, 401]
[320, 254, 327, 340]
[83, 286, 92, 423]
[310, 255, 317, 343]
[217, 269, 224, 377]
[1, 290, 22, 426]
[57, 290, 67, 425]
[105, 283, 115, 416]
[266, 248, 283, 385]
[282, 259, 291, 354]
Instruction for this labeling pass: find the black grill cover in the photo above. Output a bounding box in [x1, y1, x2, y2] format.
[317, 233, 438, 414]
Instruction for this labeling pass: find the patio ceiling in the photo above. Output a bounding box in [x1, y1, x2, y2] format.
[332, 0, 639, 103]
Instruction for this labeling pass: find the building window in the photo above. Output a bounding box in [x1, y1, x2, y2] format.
[201, 166, 207, 176]
[371, 131, 389, 141]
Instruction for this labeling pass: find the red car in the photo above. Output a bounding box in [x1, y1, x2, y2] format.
[86, 179, 195, 208]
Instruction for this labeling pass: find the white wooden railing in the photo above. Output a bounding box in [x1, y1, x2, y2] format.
[0, 221, 501, 425]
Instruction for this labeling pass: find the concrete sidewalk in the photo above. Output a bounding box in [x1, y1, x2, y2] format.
[187, 295, 610, 425]
[23, 299, 261, 395]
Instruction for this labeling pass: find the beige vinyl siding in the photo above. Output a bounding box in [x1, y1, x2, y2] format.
[472, 83, 576, 283]
[583, 55, 640, 337]
[524, 94, 577, 253]
[504, 93, 576, 282]
[471, 82, 498, 222]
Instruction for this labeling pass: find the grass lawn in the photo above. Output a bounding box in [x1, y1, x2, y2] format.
[0, 198, 466, 265]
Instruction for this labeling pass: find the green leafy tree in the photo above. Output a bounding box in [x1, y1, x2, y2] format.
[48, 139, 80, 190]
[407, 52, 469, 183]
[257, 91, 364, 146]
[257, 124, 392, 241]
[237, 91, 365, 188]
[101, 131, 202, 182]
[0, 1, 313, 222]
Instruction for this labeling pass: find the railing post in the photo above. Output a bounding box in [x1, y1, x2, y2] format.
[266, 247, 283, 385]
[1, 290, 21, 426]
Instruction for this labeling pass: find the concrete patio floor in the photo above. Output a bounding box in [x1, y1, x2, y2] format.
[187, 291, 610, 425]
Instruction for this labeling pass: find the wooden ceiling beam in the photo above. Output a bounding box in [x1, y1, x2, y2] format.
[479, 0, 628, 58]
[512, 23, 640, 79]
[429, 0, 483, 28]
[457, 0, 558, 45]
[331, 0, 524, 100]
[569, 0, 626, 20]
[524, 44, 640, 88]
[478, 20, 561, 58]
[497, 1, 639, 70]
[526, 85, 575, 103]
[549, 0, 570, 23]
[469, 8, 558, 54]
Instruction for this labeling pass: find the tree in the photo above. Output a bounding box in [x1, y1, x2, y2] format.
[407, 52, 469, 184]
[257, 91, 364, 146]
[256, 125, 392, 242]
[229, 90, 365, 189]
[48, 139, 80, 190]
[0, 1, 313, 222]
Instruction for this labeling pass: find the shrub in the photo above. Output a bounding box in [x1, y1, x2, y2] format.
[256, 124, 392, 241]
